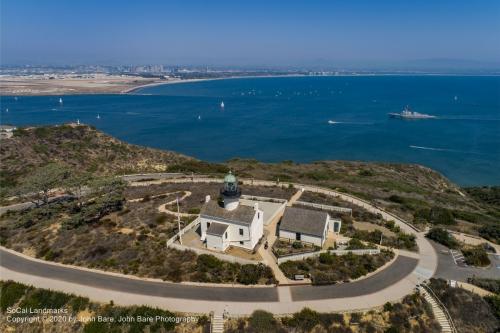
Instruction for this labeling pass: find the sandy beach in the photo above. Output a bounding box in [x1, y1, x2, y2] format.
[0, 74, 166, 96]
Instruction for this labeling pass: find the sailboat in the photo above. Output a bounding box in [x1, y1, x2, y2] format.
[59, 98, 63, 105]
[454, 95, 458, 101]
[197, 115, 201, 120]
[220, 101, 225, 109]
[96, 114, 100, 119]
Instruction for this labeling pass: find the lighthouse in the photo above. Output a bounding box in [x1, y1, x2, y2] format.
[220, 171, 241, 211]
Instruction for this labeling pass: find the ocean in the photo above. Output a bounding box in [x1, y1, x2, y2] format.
[1, 75, 499, 186]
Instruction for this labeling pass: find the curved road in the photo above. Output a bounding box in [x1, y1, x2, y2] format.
[0, 175, 437, 315]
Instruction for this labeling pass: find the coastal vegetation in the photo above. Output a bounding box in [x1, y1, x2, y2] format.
[0, 124, 191, 200]
[461, 246, 491, 267]
[467, 277, 500, 294]
[279, 250, 394, 285]
[0, 280, 207, 333]
[425, 227, 459, 249]
[226, 293, 441, 333]
[2, 124, 498, 245]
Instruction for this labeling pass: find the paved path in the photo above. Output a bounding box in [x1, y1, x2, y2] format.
[0, 174, 439, 315]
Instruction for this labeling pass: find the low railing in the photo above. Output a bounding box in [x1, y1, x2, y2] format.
[294, 200, 353, 215]
[421, 283, 458, 333]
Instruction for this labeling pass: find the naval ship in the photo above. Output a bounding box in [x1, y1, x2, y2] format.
[388, 106, 436, 119]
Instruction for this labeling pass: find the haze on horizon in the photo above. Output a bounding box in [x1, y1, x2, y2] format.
[1, 0, 500, 70]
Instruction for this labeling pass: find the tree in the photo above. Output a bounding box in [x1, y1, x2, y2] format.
[65, 171, 92, 208]
[16, 163, 71, 206]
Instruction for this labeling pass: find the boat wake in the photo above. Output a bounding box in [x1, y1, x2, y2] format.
[409, 145, 455, 152]
[328, 120, 373, 125]
[409, 145, 486, 155]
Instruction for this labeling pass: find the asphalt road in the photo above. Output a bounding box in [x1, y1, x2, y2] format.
[1, 248, 419, 303]
[0, 248, 278, 302]
[431, 241, 500, 282]
[290, 255, 418, 301]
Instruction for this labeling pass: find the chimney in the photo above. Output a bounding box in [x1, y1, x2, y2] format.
[205, 195, 211, 203]
[254, 202, 259, 211]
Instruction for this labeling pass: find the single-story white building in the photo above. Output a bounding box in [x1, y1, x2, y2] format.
[199, 171, 264, 252]
[279, 206, 341, 247]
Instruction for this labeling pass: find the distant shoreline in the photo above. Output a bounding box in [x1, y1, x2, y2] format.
[124, 72, 500, 94]
[2, 73, 499, 96]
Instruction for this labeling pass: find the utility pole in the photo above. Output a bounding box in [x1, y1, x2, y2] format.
[177, 196, 183, 245]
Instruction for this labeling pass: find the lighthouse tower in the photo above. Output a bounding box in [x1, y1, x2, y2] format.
[220, 171, 241, 211]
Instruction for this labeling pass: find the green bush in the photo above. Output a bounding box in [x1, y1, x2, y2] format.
[479, 224, 500, 244]
[429, 206, 455, 225]
[462, 246, 491, 267]
[292, 241, 303, 249]
[0, 281, 28, 311]
[467, 278, 500, 294]
[426, 227, 459, 249]
[248, 310, 283, 333]
[283, 308, 321, 331]
[155, 213, 168, 224]
[20, 289, 71, 309]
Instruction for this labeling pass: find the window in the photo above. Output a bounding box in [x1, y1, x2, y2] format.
[239, 228, 244, 236]
[207, 222, 211, 228]
[257, 212, 260, 219]
[296, 233, 301, 241]
[239, 241, 244, 245]
[225, 232, 227, 239]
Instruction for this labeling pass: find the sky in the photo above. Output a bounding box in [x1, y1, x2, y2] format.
[1, 0, 500, 69]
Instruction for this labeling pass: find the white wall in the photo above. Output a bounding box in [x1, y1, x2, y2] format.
[206, 233, 227, 251]
[278, 216, 329, 247]
[199, 209, 264, 251]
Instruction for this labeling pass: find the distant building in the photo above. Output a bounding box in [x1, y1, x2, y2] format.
[199, 172, 264, 252]
[0, 125, 16, 139]
[279, 206, 341, 247]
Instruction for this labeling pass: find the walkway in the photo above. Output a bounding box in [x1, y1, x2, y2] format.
[418, 286, 456, 333]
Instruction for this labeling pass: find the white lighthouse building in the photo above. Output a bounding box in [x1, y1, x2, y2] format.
[199, 171, 264, 252]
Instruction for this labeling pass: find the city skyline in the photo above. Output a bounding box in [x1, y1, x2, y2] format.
[1, 0, 500, 69]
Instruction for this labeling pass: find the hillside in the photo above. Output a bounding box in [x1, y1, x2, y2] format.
[0, 124, 191, 191]
[1, 124, 498, 241]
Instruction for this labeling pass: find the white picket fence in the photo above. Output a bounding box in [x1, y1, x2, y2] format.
[276, 248, 380, 264]
[294, 200, 353, 215]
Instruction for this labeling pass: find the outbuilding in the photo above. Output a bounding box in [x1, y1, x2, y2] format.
[279, 206, 337, 247]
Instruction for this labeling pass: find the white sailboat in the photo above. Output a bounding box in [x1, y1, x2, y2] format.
[76, 119, 80, 125]
[59, 97, 63, 105]
[220, 101, 225, 108]
[454, 95, 458, 101]
[96, 114, 100, 119]
[197, 115, 201, 120]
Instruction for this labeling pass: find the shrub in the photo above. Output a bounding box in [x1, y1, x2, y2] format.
[248, 310, 283, 333]
[429, 206, 455, 225]
[283, 308, 321, 331]
[426, 227, 459, 249]
[462, 246, 491, 267]
[292, 241, 303, 249]
[467, 278, 500, 294]
[0, 281, 28, 311]
[479, 224, 500, 244]
[155, 213, 168, 224]
[20, 289, 71, 309]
